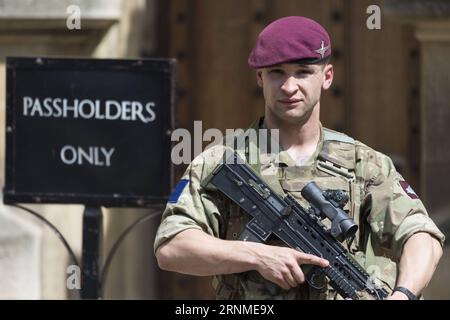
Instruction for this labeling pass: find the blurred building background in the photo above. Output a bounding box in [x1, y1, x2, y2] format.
[0, 0, 449, 299]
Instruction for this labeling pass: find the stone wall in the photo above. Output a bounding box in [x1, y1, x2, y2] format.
[0, 0, 160, 299]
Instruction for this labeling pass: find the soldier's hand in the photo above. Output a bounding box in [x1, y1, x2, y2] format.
[252, 243, 329, 290]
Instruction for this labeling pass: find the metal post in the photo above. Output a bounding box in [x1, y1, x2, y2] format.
[81, 206, 103, 299]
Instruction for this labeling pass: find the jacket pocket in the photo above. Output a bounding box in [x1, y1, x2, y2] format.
[354, 251, 397, 294]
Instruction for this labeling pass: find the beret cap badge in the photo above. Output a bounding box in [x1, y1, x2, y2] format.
[314, 40, 329, 59]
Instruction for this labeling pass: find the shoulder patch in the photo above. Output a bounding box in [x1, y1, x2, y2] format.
[323, 128, 355, 144]
[168, 179, 189, 203]
[399, 180, 419, 199]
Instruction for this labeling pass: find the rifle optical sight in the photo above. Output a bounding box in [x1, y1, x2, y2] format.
[301, 181, 358, 242]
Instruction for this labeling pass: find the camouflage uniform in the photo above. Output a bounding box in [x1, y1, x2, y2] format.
[154, 118, 445, 300]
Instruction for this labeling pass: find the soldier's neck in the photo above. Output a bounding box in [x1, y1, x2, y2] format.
[264, 106, 321, 151]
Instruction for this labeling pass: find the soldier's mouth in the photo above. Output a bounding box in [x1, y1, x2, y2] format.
[278, 98, 302, 106]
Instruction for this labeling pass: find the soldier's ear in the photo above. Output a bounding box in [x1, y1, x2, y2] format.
[256, 70, 263, 87]
[322, 64, 333, 90]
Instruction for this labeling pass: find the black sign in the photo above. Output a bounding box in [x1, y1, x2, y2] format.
[4, 57, 175, 207]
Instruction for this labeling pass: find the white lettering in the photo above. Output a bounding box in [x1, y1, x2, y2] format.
[60, 145, 77, 165]
[171, 129, 191, 165]
[130, 101, 138, 121]
[60, 145, 114, 167]
[133, 102, 144, 122]
[145, 102, 156, 122]
[94, 100, 105, 119]
[121, 101, 132, 120]
[23, 96, 33, 116]
[43, 98, 53, 117]
[66, 265, 81, 290]
[20, 97, 156, 123]
[175, 304, 209, 317]
[105, 100, 121, 120]
[78, 99, 95, 119]
[93, 147, 104, 166]
[366, 5, 381, 30]
[203, 128, 222, 151]
[101, 147, 115, 166]
[63, 99, 78, 118]
[31, 98, 44, 117]
[78, 146, 94, 165]
[193, 120, 203, 159]
[53, 98, 63, 117]
[66, 5, 81, 30]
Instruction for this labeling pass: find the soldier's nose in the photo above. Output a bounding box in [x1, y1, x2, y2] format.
[281, 76, 299, 95]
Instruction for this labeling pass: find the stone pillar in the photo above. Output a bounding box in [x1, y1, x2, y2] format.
[0, 0, 161, 300]
[384, 0, 450, 299]
[0, 201, 42, 299]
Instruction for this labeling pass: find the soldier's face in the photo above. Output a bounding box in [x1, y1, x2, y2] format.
[257, 63, 333, 124]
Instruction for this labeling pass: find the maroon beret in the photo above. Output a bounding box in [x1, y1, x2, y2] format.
[248, 16, 332, 68]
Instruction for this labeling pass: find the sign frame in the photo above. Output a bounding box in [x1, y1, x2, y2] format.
[3, 56, 175, 208]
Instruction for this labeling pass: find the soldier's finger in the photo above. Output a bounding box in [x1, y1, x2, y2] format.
[284, 269, 297, 288]
[296, 252, 329, 267]
[291, 263, 305, 284]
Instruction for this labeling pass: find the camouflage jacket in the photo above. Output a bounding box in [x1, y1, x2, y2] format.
[154, 119, 445, 300]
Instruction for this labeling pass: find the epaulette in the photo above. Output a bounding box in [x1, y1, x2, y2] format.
[323, 128, 355, 144]
[318, 128, 356, 180]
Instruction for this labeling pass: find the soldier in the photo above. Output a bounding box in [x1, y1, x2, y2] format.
[154, 16, 444, 300]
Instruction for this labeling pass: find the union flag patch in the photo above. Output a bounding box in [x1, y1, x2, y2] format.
[399, 180, 418, 199]
[168, 179, 189, 203]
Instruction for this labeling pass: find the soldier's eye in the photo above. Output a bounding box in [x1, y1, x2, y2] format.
[269, 69, 283, 75]
[296, 69, 313, 76]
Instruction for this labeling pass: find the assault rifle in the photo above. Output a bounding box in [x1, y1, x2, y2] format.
[202, 152, 389, 300]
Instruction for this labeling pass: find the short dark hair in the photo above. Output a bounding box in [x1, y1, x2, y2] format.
[317, 56, 331, 67]
[290, 55, 331, 67]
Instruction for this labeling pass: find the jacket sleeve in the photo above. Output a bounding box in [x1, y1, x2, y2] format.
[357, 142, 445, 262]
[153, 145, 228, 253]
